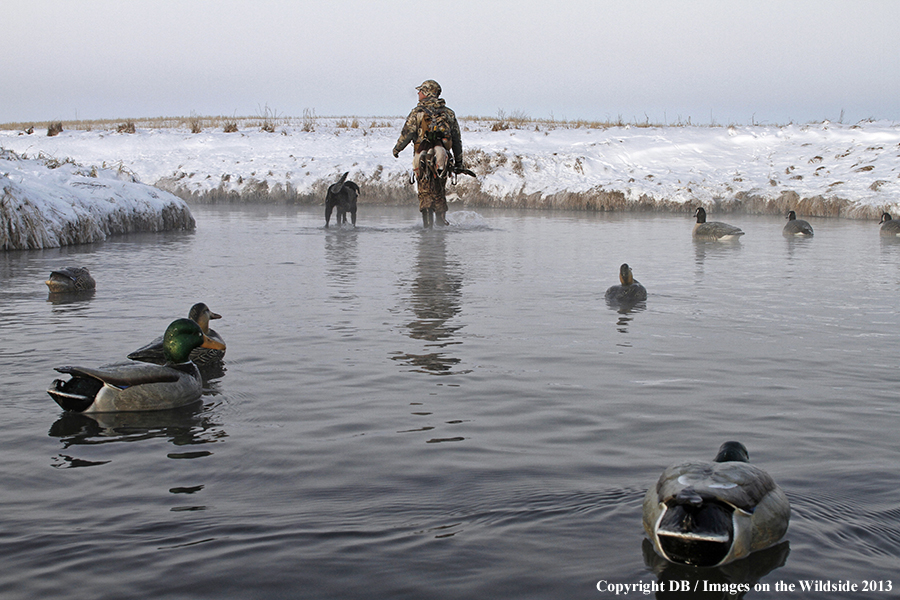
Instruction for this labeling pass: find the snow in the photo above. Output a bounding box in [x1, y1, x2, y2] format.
[2, 118, 900, 248]
[1, 149, 194, 250]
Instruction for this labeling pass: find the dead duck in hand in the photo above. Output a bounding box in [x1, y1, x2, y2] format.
[693, 207, 744, 241]
[48, 318, 226, 413]
[128, 302, 226, 366]
[642, 441, 790, 567]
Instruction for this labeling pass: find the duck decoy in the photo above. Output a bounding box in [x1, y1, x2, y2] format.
[642, 441, 790, 567]
[128, 303, 226, 366]
[693, 207, 744, 241]
[48, 318, 226, 413]
[45, 267, 95, 293]
[783, 211, 813, 237]
[880, 212, 900, 236]
[605, 263, 647, 304]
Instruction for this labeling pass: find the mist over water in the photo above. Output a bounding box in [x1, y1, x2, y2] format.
[1, 205, 897, 599]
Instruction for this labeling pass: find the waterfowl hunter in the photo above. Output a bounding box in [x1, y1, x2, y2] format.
[605, 263, 647, 304]
[48, 319, 226, 413]
[128, 303, 226, 366]
[643, 441, 790, 567]
[783, 211, 813, 237]
[45, 267, 96, 293]
[693, 207, 744, 241]
[880, 212, 900, 236]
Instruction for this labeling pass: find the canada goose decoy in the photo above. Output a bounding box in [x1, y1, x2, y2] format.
[783, 211, 813, 237]
[128, 303, 226, 366]
[642, 441, 790, 567]
[45, 267, 95, 293]
[605, 263, 647, 304]
[48, 318, 226, 413]
[693, 207, 744, 241]
[880, 212, 900, 236]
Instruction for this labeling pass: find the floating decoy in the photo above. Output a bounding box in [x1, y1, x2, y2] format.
[605, 263, 647, 304]
[45, 267, 95, 293]
[693, 207, 744, 241]
[128, 303, 226, 366]
[880, 212, 900, 237]
[642, 441, 790, 567]
[48, 318, 226, 413]
[783, 211, 813, 237]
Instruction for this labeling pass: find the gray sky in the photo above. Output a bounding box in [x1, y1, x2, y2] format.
[5, 0, 899, 125]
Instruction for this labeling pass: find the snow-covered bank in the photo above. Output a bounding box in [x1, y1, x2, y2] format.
[1, 149, 194, 250]
[2, 119, 900, 219]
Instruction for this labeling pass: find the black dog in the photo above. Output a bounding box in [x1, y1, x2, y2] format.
[325, 172, 360, 227]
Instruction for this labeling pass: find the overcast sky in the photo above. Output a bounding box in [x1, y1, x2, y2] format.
[4, 0, 899, 126]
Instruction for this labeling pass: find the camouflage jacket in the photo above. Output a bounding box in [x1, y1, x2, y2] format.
[393, 97, 463, 166]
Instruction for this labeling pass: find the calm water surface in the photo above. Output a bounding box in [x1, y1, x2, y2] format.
[1, 205, 898, 599]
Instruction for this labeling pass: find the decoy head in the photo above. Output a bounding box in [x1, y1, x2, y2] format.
[162, 318, 226, 364]
[187, 302, 222, 334]
[619, 263, 634, 286]
[714, 441, 750, 463]
[694, 207, 707, 223]
[881, 212, 893, 224]
[786, 210, 797, 221]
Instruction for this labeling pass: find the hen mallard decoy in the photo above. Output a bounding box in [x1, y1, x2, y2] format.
[879, 212, 900, 236]
[693, 207, 744, 241]
[642, 441, 790, 567]
[48, 318, 226, 413]
[128, 303, 226, 366]
[783, 211, 813, 237]
[605, 263, 647, 304]
[45, 267, 96, 293]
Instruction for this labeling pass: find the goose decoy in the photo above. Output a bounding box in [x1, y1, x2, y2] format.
[605, 263, 647, 304]
[783, 211, 813, 237]
[642, 441, 790, 567]
[45, 267, 95, 293]
[48, 318, 226, 413]
[880, 212, 900, 236]
[693, 207, 744, 241]
[128, 303, 226, 366]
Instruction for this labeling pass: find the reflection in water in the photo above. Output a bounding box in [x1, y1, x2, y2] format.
[642, 539, 790, 599]
[693, 239, 742, 282]
[607, 301, 646, 334]
[48, 403, 227, 469]
[324, 227, 359, 291]
[784, 235, 813, 261]
[393, 232, 468, 375]
[46, 290, 96, 306]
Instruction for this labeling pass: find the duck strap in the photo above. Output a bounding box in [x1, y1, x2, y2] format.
[419, 105, 453, 149]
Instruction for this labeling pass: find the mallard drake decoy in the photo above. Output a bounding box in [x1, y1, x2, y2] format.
[605, 263, 647, 304]
[783, 211, 813, 237]
[693, 207, 744, 241]
[128, 303, 226, 366]
[880, 212, 900, 236]
[642, 441, 790, 567]
[45, 267, 95, 293]
[48, 318, 226, 413]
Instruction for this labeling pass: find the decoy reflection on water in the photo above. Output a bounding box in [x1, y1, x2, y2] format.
[643, 441, 790, 567]
[783, 211, 813, 237]
[693, 207, 745, 241]
[880, 212, 900, 237]
[48, 319, 226, 413]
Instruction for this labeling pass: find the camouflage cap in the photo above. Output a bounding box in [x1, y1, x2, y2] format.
[416, 80, 442, 98]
